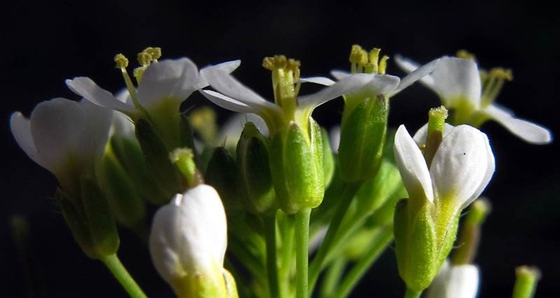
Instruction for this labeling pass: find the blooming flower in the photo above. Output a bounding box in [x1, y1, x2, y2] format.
[395, 55, 552, 144]
[10, 98, 112, 192]
[149, 184, 236, 297]
[426, 261, 480, 298]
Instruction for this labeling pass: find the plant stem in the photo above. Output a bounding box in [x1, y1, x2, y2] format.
[309, 182, 361, 293]
[320, 257, 346, 297]
[404, 287, 422, 298]
[264, 211, 281, 298]
[100, 254, 147, 298]
[332, 228, 393, 298]
[295, 208, 312, 298]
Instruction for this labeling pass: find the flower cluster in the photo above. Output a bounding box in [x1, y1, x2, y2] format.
[10, 46, 550, 298]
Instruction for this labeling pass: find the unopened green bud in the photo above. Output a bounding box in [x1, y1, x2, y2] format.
[236, 122, 276, 213]
[394, 199, 439, 292]
[57, 189, 97, 259]
[170, 148, 204, 189]
[269, 119, 325, 214]
[338, 95, 389, 182]
[135, 119, 184, 202]
[206, 147, 242, 212]
[513, 266, 541, 298]
[98, 149, 146, 229]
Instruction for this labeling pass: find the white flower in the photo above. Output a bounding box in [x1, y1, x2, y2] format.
[10, 98, 112, 191]
[149, 184, 229, 296]
[426, 261, 480, 298]
[199, 58, 373, 136]
[395, 55, 552, 144]
[67, 59, 240, 118]
[393, 124, 495, 210]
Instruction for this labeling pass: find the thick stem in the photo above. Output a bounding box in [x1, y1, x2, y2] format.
[100, 254, 147, 298]
[295, 208, 312, 298]
[404, 287, 422, 298]
[332, 228, 393, 298]
[264, 211, 281, 298]
[309, 182, 361, 293]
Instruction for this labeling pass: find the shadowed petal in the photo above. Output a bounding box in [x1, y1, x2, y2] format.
[66, 77, 136, 114]
[483, 104, 552, 144]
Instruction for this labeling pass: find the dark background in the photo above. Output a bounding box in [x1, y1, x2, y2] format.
[1, 0, 558, 297]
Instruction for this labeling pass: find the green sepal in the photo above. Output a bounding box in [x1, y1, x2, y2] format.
[236, 122, 276, 214]
[320, 127, 335, 187]
[269, 119, 325, 214]
[394, 199, 437, 292]
[135, 119, 184, 203]
[98, 148, 146, 229]
[206, 147, 243, 213]
[56, 189, 97, 259]
[80, 178, 120, 257]
[338, 95, 388, 182]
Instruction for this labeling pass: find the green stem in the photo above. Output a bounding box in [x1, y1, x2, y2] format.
[264, 211, 281, 298]
[333, 228, 393, 298]
[279, 215, 295, 297]
[100, 254, 147, 298]
[295, 208, 312, 298]
[309, 182, 361, 293]
[404, 287, 422, 298]
[320, 257, 346, 298]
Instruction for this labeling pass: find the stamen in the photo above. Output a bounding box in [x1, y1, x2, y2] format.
[349, 45, 368, 73]
[481, 67, 513, 107]
[456, 49, 476, 60]
[114, 53, 142, 110]
[378, 55, 389, 74]
[263, 55, 300, 119]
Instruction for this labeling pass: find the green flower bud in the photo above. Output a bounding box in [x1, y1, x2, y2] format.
[338, 95, 388, 182]
[135, 119, 184, 203]
[98, 148, 146, 229]
[205, 147, 242, 212]
[269, 119, 325, 214]
[236, 122, 276, 213]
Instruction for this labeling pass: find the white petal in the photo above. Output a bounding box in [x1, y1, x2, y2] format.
[198, 60, 241, 88]
[201, 90, 255, 113]
[138, 58, 200, 107]
[66, 77, 136, 114]
[77, 99, 113, 160]
[110, 88, 136, 138]
[427, 262, 480, 298]
[483, 104, 552, 144]
[393, 125, 435, 202]
[10, 112, 51, 170]
[298, 73, 373, 110]
[390, 58, 440, 97]
[430, 125, 494, 209]
[330, 70, 351, 80]
[413, 123, 456, 145]
[299, 76, 336, 86]
[149, 185, 227, 282]
[201, 65, 279, 111]
[431, 57, 482, 108]
[393, 55, 435, 88]
[329, 125, 341, 153]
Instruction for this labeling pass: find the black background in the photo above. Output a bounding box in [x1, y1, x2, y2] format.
[1, 0, 558, 297]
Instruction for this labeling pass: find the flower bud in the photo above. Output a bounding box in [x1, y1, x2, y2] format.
[149, 185, 237, 297]
[269, 119, 325, 214]
[338, 95, 388, 182]
[205, 147, 242, 212]
[236, 122, 276, 213]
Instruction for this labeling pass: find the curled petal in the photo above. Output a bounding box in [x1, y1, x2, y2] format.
[390, 58, 440, 97]
[299, 76, 336, 86]
[298, 73, 374, 110]
[430, 125, 494, 209]
[138, 58, 200, 107]
[394, 55, 435, 88]
[66, 77, 136, 114]
[10, 112, 50, 170]
[483, 104, 552, 144]
[394, 125, 435, 202]
[198, 60, 241, 88]
[330, 70, 352, 80]
[201, 90, 255, 113]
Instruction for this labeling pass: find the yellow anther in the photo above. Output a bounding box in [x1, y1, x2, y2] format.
[114, 54, 129, 69]
[349, 45, 368, 66]
[456, 49, 476, 60]
[489, 68, 513, 81]
[145, 47, 162, 61]
[378, 56, 389, 74]
[369, 48, 381, 65]
[263, 55, 289, 71]
[137, 52, 152, 67]
[190, 106, 217, 129]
